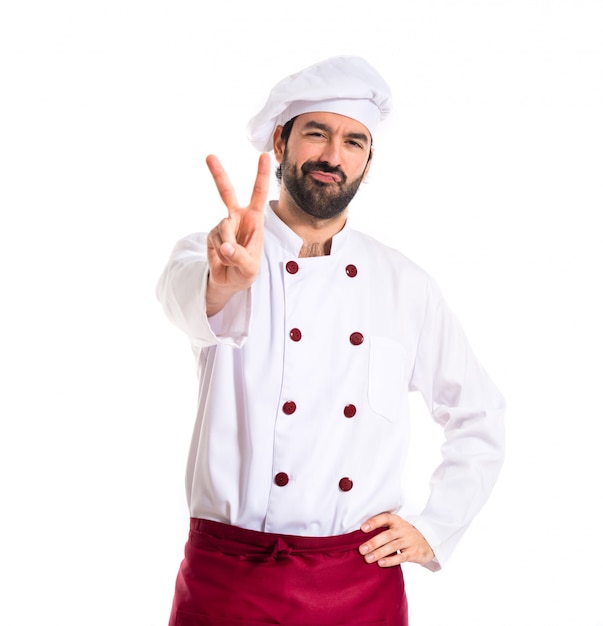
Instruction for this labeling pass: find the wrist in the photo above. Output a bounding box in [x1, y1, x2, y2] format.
[206, 275, 241, 317]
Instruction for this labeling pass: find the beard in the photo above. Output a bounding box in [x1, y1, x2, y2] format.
[280, 150, 366, 220]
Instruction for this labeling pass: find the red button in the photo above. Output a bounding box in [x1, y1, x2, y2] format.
[289, 328, 302, 342]
[343, 404, 357, 418]
[282, 401, 297, 415]
[339, 477, 353, 492]
[275, 472, 289, 486]
[345, 264, 358, 277]
[286, 261, 299, 274]
[349, 332, 364, 345]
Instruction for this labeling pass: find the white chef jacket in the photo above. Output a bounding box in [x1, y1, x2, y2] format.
[156, 202, 505, 571]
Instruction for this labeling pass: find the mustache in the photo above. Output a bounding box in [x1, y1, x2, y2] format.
[301, 160, 346, 182]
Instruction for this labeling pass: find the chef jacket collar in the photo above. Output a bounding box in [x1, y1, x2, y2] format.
[265, 201, 350, 257]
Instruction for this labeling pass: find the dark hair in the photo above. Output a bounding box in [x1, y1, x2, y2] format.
[275, 117, 297, 182]
[274, 115, 373, 182]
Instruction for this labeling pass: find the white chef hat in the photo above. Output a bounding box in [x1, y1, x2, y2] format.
[247, 55, 392, 152]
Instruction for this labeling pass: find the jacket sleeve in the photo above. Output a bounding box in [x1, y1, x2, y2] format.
[404, 281, 506, 572]
[155, 233, 251, 349]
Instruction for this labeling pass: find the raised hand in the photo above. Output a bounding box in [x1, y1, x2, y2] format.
[205, 153, 271, 316]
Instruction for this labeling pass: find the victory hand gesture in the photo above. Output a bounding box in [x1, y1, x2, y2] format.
[205, 153, 271, 316]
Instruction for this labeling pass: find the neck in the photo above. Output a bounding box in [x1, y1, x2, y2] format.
[299, 240, 333, 257]
[273, 195, 347, 258]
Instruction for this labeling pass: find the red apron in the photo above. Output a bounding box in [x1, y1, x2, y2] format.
[169, 518, 408, 626]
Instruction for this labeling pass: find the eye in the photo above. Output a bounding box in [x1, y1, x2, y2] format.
[346, 139, 365, 150]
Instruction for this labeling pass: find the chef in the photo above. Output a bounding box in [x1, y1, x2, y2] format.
[157, 55, 505, 626]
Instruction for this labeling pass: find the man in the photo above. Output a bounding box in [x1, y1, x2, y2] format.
[157, 55, 505, 626]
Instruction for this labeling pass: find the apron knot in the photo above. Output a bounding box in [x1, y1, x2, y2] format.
[269, 537, 293, 560]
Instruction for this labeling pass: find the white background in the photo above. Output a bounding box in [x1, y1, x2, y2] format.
[1, 1, 602, 624]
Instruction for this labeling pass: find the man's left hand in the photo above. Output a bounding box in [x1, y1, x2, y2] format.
[358, 513, 435, 567]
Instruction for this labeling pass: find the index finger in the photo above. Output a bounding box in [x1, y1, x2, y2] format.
[206, 154, 240, 213]
[248, 152, 271, 213]
[361, 512, 395, 533]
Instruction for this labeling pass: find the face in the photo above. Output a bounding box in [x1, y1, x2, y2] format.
[275, 112, 373, 220]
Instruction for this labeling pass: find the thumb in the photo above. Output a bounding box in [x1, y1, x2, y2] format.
[220, 242, 235, 258]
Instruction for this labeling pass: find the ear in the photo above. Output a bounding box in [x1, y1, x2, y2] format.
[273, 125, 285, 163]
[361, 148, 373, 181]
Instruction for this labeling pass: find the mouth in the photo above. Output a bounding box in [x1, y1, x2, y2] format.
[308, 170, 341, 184]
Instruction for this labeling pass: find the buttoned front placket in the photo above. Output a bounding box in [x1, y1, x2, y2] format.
[264, 250, 369, 533]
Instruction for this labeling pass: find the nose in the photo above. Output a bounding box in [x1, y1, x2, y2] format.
[317, 140, 341, 167]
